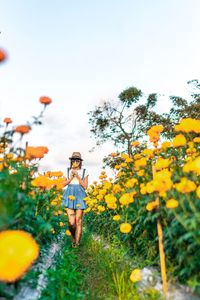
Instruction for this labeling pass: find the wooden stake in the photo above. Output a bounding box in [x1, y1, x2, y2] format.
[152, 165, 168, 295]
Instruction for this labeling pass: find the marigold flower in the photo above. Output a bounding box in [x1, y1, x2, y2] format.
[59, 222, 64, 227]
[154, 158, 172, 171]
[0, 230, 39, 282]
[130, 269, 142, 283]
[97, 205, 105, 212]
[65, 230, 71, 236]
[172, 134, 187, 147]
[193, 137, 200, 143]
[161, 141, 172, 149]
[110, 152, 118, 157]
[120, 222, 132, 233]
[3, 117, 12, 124]
[166, 199, 179, 209]
[131, 141, 140, 147]
[183, 156, 200, 175]
[175, 177, 196, 193]
[113, 214, 121, 221]
[0, 49, 7, 62]
[68, 195, 75, 200]
[15, 125, 31, 134]
[119, 193, 134, 206]
[39, 96, 52, 105]
[146, 199, 159, 211]
[174, 118, 200, 133]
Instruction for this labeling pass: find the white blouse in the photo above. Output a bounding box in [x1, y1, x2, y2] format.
[68, 168, 89, 185]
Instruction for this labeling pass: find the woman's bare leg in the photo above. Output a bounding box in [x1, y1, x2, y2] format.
[66, 208, 76, 242]
[75, 209, 83, 244]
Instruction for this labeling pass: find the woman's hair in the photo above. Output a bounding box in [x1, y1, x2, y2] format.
[70, 159, 82, 169]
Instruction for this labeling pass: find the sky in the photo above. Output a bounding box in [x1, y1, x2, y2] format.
[0, 0, 200, 183]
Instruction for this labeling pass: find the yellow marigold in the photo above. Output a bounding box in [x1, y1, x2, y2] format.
[131, 141, 140, 147]
[175, 177, 197, 193]
[113, 214, 121, 221]
[97, 205, 105, 212]
[125, 178, 138, 188]
[68, 195, 75, 200]
[120, 223, 132, 234]
[112, 184, 122, 194]
[154, 158, 172, 171]
[161, 141, 172, 149]
[193, 137, 200, 143]
[172, 134, 187, 147]
[59, 222, 64, 227]
[153, 169, 173, 193]
[142, 148, 154, 158]
[130, 269, 142, 283]
[103, 181, 112, 190]
[134, 153, 141, 160]
[137, 170, 145, 177]
[196, 186, 200, 198]
[0, 230, 39, 282]
[119, 193, 134, 206]
[65, 230, 71, 236]
[31, 175, 52, 189]
[146, 199, 159, 211]
[48, 171, 63, 177]
[174, 118, 200, 133]
[166, 199, 179, 209]
[134, 157, 147, 169]
[183, 156, 200, 175]
[114, 165, 120, 169]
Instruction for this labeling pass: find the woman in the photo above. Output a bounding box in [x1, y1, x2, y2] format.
[62, 152, 89, 248]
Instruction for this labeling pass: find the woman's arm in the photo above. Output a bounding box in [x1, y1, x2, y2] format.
[76, 175, 88, 189]
[62, 175, 73, 187]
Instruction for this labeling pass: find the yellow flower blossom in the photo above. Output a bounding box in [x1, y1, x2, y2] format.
[154, 158, 172, 171]
[146, 199, 159, 211]
[130, 269, 142, 283]
[119, 193, 134, 206]
[174, 118, 200, 133]
[0, 230, 39, 282]
[120, 223, 132, 233]
[175, 178, 197, 193]
[166, 199, 179, 209]
[172, 134, 187, 147]
[65, 230, 71, 236]
[113, 214, 121, 221]
[68, 195, 75, 200]
[125, 178, 138, 188]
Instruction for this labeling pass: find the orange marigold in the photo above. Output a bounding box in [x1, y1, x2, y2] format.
[15, 125, 31, 134]
[3, 117, 12, 124]
[0, 49, 7, 62]
[39, 96, 52, 105]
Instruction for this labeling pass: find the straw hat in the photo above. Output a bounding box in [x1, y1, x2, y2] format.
[69, 152, 83, 161]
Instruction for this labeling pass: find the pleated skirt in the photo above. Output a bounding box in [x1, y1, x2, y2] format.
[62, 184, 88, 210]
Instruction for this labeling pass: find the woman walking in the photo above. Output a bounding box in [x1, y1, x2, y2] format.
[62, 152, 89, 248]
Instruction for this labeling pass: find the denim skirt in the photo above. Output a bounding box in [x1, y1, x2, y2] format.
[62, 184, 88, 210]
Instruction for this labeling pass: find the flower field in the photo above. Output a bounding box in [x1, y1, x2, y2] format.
[1, 47, 200, 299]
[84, 119, 200, 295]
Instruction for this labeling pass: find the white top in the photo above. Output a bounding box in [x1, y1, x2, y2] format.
[68, 168, 89, 185]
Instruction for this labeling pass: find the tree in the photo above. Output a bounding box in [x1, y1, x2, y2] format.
[88, 80, 200, 155]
